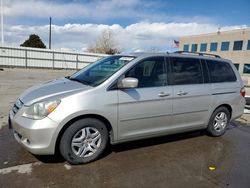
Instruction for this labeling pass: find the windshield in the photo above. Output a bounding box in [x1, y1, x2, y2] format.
[69, 55, 135, 87]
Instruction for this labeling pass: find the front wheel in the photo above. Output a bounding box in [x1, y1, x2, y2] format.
[207, 107, 230, 137]
[60, 118, 108, 164]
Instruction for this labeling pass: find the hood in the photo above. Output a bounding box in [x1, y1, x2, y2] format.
[19, 77, 92, 105]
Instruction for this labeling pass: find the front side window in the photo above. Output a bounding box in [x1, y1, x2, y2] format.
[183, 44, 189, 52]
[125, 57, 166, 88]
[70, 56, 135, 86]
[233, 40, 243, 51]
[200, 43, 207, 52]
[210, 42, 218, 51]
[221, 41, 230, 51]
[191, 44, 198, 52]
[171, 57, 203, 85]
[207, 60, 236, 82]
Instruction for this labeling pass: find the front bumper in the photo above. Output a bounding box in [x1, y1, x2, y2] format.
[9, 110, 58, 155]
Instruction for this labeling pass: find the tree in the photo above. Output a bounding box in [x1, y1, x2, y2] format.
[20, 34, 46, 48]
[87, 29, 120, 54]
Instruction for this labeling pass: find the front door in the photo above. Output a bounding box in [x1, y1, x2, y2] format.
[117, 56, 173, 140]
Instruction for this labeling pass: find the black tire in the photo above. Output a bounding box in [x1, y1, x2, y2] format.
[206, 107, 230, 137]
[60, 118, 108, 164]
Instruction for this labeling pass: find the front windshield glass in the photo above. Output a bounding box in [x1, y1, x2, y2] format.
[69, 55, 135, 87]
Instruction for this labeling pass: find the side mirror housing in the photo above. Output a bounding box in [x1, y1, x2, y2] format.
[118, 77, 138, 89]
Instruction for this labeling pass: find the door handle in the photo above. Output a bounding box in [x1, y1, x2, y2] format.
[158, 92, 170, 97]
[177, 91, 188, 96]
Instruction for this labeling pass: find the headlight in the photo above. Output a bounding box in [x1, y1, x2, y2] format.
[22, 99, 61, 120]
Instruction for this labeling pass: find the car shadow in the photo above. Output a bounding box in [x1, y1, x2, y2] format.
[34, 130, 209, 164]
[109, 130, 206, 153]
[34, 153, 65, 163]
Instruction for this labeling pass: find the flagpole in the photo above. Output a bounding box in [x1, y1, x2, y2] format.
[1, 0, 4, 46]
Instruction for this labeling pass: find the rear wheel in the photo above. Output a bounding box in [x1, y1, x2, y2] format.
[207, 107, 230, 137]
[60, 118, 108, 164]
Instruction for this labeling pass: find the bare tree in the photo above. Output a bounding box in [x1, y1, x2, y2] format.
[87, 29, 120, 54]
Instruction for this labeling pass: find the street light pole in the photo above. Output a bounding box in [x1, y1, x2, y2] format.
[1, 0, 4, 46]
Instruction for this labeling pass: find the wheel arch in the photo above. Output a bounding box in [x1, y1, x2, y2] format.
[213, 104, 232, 118]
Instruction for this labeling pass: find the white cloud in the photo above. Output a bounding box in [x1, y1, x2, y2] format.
[3, 0, 214, 24]
[4, 22, 247, 52]
[3, 0, 147, 20]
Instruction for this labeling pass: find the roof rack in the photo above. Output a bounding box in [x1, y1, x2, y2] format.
[174, 51, 221, 58]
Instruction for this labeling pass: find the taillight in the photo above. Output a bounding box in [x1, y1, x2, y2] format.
[240, 88, 246, 97]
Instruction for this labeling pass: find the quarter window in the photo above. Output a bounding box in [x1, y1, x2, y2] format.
[125, 57, 167, 88]
[200, 43, 207, 52]
[171, 57, 203, 85]
[210, 42, 218, 51]
[207, 60, 236, 82]
[233, 40, 243, 51]
[221, 42, 230, 51]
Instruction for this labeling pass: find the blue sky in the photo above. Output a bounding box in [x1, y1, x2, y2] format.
[6, 0, 250, 26]
[2, 0, 250, 51]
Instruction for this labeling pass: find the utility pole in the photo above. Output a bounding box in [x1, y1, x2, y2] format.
[49, 17, 52, 49]
[1, 0, 4, 46]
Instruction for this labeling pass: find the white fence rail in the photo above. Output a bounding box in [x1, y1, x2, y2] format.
[0, 46, 107, 69]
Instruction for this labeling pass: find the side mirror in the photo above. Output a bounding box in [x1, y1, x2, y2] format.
[118, 77, 138, 89]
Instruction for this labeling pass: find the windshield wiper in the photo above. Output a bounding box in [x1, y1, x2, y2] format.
[66, 77, 91, 86]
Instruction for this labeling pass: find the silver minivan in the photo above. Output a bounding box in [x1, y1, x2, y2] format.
[9, 52, 246, 164]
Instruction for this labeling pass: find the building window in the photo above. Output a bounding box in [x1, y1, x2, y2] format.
[247, 40, 250, 50]
[243, 64, 250, 74]
[210, 42, 218, 51]
[221, 41, 230, 51]
[233, 64, 239, 70]
[200, 43, 207, 52]
[191, 44, 198, 52]
[183, 44, 189, 52]
[233, 40, 243, 51]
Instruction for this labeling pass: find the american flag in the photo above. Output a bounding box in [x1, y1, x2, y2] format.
[173, 40, 180, 48]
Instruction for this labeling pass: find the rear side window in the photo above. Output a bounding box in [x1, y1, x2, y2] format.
[171, 57, 203, 85]
[207, 60, 237, 83]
